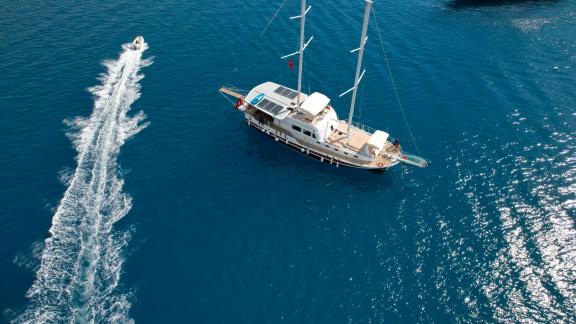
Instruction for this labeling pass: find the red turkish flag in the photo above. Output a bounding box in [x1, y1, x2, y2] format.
[235, 98, 243, 109]
[288, 58, 295, 70]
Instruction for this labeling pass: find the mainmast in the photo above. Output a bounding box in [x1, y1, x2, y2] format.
[281, 0, 313, 111]
[340, 0, 372, 136]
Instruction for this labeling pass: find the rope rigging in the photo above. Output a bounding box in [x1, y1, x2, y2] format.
[260, 0, 290, 36]
[371, 7, 422, 157]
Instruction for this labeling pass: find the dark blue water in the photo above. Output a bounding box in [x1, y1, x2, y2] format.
[1, 0, 575, 322]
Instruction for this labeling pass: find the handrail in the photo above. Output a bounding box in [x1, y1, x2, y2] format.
[325, 118, 377, 135]
[343, 119, 399, 143]
[351, 120, 377, 135]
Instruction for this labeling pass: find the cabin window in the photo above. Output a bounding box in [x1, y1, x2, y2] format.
[292, 125, 301, 132]
[312, 133, 316, 139]
[335, 148, 339, 151]
[354, 155, 358, 158]
[303, 130, 311, 136]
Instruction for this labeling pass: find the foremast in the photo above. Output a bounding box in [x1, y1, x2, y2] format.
[281, 0, 313, 112]
[341, 0, 372, 137]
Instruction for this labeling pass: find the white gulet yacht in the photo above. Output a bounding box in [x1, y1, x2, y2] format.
[220, 0, 429, 171]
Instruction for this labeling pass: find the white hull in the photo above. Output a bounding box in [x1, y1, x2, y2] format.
[244, 113, 399, 170]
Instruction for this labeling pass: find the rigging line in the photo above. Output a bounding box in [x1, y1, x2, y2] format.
[371, 7, 422, 157]
[260, 0, 290, 36]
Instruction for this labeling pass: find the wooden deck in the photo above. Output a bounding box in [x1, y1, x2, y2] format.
[324, 120, 401, 168]
[325, 120, 371, 151]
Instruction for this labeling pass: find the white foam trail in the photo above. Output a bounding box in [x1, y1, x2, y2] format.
[15, 42, 151, 323]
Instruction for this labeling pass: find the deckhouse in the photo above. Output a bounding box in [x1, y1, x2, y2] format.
[244, 82, 337, 145]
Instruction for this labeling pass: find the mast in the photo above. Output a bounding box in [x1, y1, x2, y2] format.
[296, 0, 306, 111]
[281, 0, 313, 112]
[346, 0, 372, 135]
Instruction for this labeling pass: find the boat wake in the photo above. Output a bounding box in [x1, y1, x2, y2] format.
[14, 41, 151, 323]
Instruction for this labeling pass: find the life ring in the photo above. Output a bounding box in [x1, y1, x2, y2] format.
[377, 162, 384, 167]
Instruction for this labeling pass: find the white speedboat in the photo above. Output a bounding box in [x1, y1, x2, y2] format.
[132, 36, 144, 50]
[220, 0, 429, 171]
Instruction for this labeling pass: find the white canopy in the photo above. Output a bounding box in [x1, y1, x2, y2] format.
[366, 130, 389, 155]
[300, 92, 330, 116]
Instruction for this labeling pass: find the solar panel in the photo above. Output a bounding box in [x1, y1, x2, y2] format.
[258, 98, 272, 108]
[285, 90, 298, 99]
[257, 98, 284, 116]
[274, 85, 299, 100]
[270, 105, 282, 114]
[274, 86, 287, 95]
[261, 100, 273, 110]
[280, 88, 292, 96]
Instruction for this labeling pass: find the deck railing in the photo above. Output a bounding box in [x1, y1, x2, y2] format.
[351, 120, 378, 135]
[338, 120, 399, 144]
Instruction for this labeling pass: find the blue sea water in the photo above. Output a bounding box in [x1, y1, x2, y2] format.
[0, 0, 575, 322]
